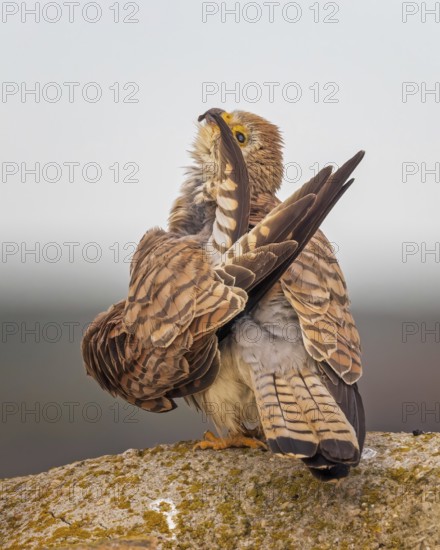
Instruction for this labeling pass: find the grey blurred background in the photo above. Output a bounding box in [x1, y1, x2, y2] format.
[1, 0, 439, 478]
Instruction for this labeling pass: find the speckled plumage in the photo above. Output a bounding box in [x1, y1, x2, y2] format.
[82, 109, 366, 481]
[82, 112, 313, 412]
[171, 110, 366, 480]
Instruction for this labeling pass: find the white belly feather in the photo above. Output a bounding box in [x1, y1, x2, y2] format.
[198, 291, 318, 435]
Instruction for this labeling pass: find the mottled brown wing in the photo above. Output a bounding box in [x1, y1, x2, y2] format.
[249, 174, 362, 385]
[249, 192, 281, 226]
[244, 152, 364, 312]
[82, 229, 248, 412]
[82, 114, 255, 412]
[123, 229, 247, 347]
[82, 300, 192, 412]
[281, 229, 362, 384]
[83, 199, 318, 410]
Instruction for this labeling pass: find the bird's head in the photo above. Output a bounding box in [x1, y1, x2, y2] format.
[194, 108, 284, 197]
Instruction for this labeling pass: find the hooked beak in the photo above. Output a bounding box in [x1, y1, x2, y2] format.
[198, 107, 226, 125]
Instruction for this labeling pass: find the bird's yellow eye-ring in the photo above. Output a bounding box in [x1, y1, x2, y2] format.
[236, 132, 246, 143]
[232, 125, 248, 146]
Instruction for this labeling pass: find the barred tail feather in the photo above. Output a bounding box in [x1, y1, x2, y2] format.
[251, 364, 361, 481]
[288, 367, 360, 463]
[252, 371, 319, 458]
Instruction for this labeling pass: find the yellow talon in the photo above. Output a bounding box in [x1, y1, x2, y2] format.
[193, 430, 267, 451]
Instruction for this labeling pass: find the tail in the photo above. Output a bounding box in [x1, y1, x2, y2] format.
[251, 363, 364, 481]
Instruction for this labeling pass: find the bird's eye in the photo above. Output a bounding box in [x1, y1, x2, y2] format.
[235, 132, 246, 144]
[232, 125, 248, 146]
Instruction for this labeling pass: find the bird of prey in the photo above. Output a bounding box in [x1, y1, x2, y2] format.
[168, 109, 365, 481]
[83, 112, 314, 412]
[82, 110, 365, 481]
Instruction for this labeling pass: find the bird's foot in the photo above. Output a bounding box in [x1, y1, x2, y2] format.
[193, 430, 267, 451]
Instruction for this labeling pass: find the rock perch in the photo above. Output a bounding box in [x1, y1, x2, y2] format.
[1, 432, 439, 549]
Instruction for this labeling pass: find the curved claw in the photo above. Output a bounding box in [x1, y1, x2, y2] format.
[193, 430, 267, 451]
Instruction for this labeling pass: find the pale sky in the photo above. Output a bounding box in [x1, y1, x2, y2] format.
[1, 0, 439, 314]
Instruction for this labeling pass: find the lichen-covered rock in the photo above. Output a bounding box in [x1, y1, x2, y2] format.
[1, 432, 439, 549]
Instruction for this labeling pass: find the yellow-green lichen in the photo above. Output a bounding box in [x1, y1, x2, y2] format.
[142, 510, 170, 535]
